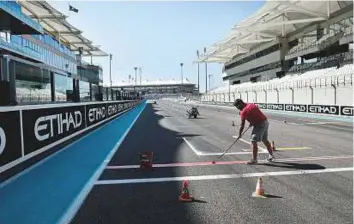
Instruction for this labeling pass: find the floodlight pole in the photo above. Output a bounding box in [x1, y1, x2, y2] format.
[134, 67, 138, 94]
[109, 54, 112, 88]
[197, 50, 200, 93]
[180, 63, 184, 94]
[204, 47, 208, 93]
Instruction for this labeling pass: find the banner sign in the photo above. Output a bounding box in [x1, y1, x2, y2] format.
[0, 111, 22, 167]
[106, 102, 124, 118]
[308, 104, 339, 115]
[22, 105, 86, 155]
[340, 106, 353, 116]
[254, 103, 351, 116]
[86, 103, 108, 127]
[266, 104, 284, 111]
[256, 103, 267, 109]
[285, 104, 307, 113]
[86, 101, 133, 127]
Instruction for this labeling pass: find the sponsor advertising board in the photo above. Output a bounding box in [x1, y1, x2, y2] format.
[266, 104, 284, 111]
[22, 106, 86, 155]
[307, 104, 340, 115]
[0, 111, 22, 166]
[340, 106, 353, 116]
[0, 100, 140, 173]
[284, 104, 307, 113]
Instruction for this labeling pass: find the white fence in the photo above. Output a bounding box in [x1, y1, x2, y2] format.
[202, 66, 354, 106]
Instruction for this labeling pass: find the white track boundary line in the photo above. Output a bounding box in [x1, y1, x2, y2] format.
[96, 167, 354, 185]
[57, 103, 146, 224]
[182, 137, 201, 156]
[182, 137, 266, 156]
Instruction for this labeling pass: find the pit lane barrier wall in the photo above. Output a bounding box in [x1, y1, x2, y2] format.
[0, 100, 142, 175]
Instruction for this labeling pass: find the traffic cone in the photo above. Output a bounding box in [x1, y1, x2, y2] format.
[271, 141, 277, 152]
[179, 180, 194, 202]
[139, 152, 153, 170]
[252, 178, 266, 198]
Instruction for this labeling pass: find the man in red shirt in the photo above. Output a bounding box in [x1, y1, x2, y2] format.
[233, 99, 275, 164]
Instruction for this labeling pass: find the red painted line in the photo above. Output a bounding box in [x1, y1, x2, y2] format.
[106, 155, 354, 170]
[166, 160, 247, 167]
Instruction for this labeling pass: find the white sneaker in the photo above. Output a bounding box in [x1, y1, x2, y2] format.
[266, 155, 275, 162]
[247, 159, 258, 165]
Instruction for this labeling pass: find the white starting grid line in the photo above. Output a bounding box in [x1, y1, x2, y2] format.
[182, 137, 268, 156]
[96, 167, 354, 185]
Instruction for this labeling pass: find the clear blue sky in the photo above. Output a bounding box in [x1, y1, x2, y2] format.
[50, 1, 264, 92]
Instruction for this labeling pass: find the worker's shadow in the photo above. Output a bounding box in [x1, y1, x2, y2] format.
[260, 162, 326, 170]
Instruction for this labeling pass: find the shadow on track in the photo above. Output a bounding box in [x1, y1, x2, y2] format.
[260, 162, 326, 170]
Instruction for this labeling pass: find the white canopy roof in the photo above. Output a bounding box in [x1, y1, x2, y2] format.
[196, 0, 353, 63]
[19, 0, 108, 57]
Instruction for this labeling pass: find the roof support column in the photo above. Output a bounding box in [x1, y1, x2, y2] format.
[279, 36, 289, 71]
[281, 13, 286, 37]
[57, 31, 61, 45]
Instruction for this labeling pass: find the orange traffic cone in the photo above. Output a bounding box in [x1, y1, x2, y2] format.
[179, 180, 194, 202]
[271, 141, 277, 152]
[252, 178, 266, 198]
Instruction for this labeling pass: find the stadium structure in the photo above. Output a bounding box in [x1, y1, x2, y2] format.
[109, 78, 198, 99]
[196, 0, 353, 108]
[0, 1, 135, 106]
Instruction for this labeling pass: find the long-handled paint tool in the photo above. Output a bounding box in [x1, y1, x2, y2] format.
[211, 125, 251, 164]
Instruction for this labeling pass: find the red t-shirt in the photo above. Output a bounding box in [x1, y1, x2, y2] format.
[240, 103, 267, 126]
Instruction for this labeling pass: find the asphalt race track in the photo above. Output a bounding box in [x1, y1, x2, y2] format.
[72, 100, 353, 224]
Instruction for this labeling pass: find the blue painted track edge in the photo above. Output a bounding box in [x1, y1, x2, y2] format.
[57, 101, 147, 224]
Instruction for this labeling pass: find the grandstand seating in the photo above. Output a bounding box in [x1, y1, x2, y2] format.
[203, 62, 353, 105]
[286, 19, 353, 59]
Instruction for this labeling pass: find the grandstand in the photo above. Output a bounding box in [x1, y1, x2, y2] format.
[0, 1, 134, 106]
[197, 0, 353, 107]
[110, 78, 198, 99]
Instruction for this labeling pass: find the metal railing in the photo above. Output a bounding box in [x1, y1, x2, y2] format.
[205, 72, 353, 99]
